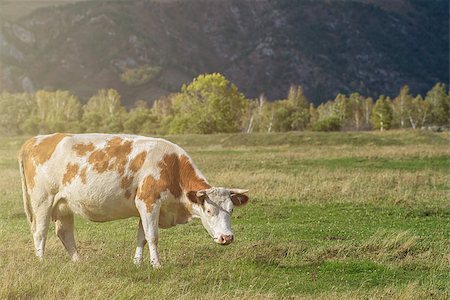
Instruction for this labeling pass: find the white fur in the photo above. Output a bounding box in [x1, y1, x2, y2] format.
[191, 188, 234, 242]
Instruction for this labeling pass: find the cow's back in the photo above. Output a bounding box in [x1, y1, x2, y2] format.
[20, 133, 186, 222]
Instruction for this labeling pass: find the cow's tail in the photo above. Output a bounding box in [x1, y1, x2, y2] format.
[18, 156, 34, 227]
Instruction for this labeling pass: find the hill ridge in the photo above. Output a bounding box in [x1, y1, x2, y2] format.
[0, 0, 448, 106]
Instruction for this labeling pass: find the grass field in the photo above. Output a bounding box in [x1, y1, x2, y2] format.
[0, 131, 449, 299]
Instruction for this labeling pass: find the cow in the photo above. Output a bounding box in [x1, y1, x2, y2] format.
[18, 133, 249, 267]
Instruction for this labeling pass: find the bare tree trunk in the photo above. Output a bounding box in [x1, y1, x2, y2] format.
[268, 112, 273, 133]
[247, 115, 254, 133]
[365, 102, 370, 125]
[420, 105, 429, 128]
[258, 94, 265, 113]
[355, 113, 360, 130]
[408, 115, 417, 129]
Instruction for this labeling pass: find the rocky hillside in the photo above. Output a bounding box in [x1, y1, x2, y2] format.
[0, 0, 448, 106]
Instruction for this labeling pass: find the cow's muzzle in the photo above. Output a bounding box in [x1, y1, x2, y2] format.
[216, 234, 234, 245]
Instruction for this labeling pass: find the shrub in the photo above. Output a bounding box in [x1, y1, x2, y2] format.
[120, 65, 162, 87]
[312, 116, 342, 131]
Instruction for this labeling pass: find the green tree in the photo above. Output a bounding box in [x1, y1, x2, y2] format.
[348, 93, 364, 130]
[271, 85, 310, 132]
[392, 85, 413, 128]
[406, 95, 430, 129]
[244, 98, 277, 133]
[35, 90, 82, 133]
[243, 94, 280, 133]
[333, 93, 351, 126]
[151, 94, 176, 135]
[271, 99, 292, 132]
[425, 83, 449, 126]
[371, 95, 393, 131]
[312, 115, 341, 131]
[286, 85, 310, 130]
[82, 89, 126, 132]
[120, 65, 162, 87]
[260, 101, 277, 132]
[363, 97, 373, 129]
[316, 101, 335, 120]
[169, 73, 248, 134]
[0, 92, 37, 135]
[309, 103, 319, 128]
[311, 101, 340, 131]
[124, 101, 158, 134]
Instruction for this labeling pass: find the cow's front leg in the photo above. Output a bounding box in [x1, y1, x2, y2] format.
[133, 219, 147, 266]
[135, 199, 161, 268]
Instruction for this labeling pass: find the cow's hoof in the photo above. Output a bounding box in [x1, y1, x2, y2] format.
[71, 253, 80, 262]
[134, 257, 143, 266]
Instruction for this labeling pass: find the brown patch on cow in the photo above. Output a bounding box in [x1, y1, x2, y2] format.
[179, 155, 210, 191]
[159, 153, 183, 198]
[137, 175, 159, 210]
[63, 163, 79, 185]
[88, 137, 133, 175]
[34, 133, 70, 165]
[129, 151, 147, 173]
[121, 175, 133, 190]
[73, 142, 95, 156]
[79, 167, 87, 184]
[137, 153, 210, 212]
[88, 149, 108, 173]
[19, 133, 70, 189]
[117, 151, 146, 198]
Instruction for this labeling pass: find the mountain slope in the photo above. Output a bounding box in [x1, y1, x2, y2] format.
[0, 0, 448, 106]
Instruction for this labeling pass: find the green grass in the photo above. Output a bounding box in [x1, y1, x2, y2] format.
[0, 130, 449, 299]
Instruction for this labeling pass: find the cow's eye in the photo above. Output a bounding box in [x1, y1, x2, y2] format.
[206, 209, 212, 215]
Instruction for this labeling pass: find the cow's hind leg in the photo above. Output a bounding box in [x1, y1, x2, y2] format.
[30, 193, 53, 260]
[133, 219, 147, 266]
[53, 199, 79, 262]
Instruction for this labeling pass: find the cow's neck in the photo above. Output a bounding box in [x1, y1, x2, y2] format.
[178, 154, 211, 192]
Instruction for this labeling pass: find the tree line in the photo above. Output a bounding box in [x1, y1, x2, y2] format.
[0, 73, 448, 135]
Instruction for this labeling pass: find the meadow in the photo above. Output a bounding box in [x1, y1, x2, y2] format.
[0, 130, 449, 299]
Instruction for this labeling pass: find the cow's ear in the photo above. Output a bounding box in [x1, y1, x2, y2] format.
[230, 189, 249, 206]
[187, 190, 208, 205]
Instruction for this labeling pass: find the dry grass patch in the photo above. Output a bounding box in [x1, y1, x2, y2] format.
[212, 168, 449, 206]
[361, 230, 420, 260]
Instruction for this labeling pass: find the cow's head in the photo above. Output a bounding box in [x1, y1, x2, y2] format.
[187, 187, 249, 245]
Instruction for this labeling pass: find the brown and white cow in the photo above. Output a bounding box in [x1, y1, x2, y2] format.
[19, 133, 248, 267]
